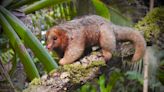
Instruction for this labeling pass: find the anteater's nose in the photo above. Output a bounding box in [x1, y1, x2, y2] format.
[46, 43, 52, 50]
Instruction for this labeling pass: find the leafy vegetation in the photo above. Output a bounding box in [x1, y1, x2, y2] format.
[23, 0, 71, 14]
[0, 6, 58, 72]
[135, 7, 164, 43]
[0, 12, 40, 80]
[92, 0, 110, 20]
[76, 68, 143, 92]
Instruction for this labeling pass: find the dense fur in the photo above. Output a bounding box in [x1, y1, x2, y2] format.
[46, 15, 146, 65]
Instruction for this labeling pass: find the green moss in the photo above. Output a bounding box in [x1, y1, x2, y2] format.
[57, 61, 106, 83]
[88, 60, 106, 68]
[49, 69, 57, 76]
[91, 51, 100, 55]
[30, 78, 42, 85]
[135, 7, 164, 42]
[28, 59, 106, 86]
[112, 51, 121, 57]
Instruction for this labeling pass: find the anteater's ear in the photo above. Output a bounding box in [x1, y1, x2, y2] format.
[54, 27, 66, 36]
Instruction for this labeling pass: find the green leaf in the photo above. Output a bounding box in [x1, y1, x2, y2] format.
[157, 60, 164, 85]
[23, 0, 70, 14]
[108, 7, 133, 26]
[125, 71, 143, 84]
[0, 6, 58, 72]
[81, 83, 90, 92]
[8, 0, 39, 9]
[107, 69, 122, 92]
[0, 34, 9, 52]
[92, 0, 110, 20]
[0, 12, 40, 80]
[98, 74, 107, 92]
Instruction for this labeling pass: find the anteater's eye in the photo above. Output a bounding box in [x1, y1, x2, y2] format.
[53, 36, 57, 40]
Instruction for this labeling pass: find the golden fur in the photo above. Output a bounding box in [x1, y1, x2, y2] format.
[46, 15, 146, 65]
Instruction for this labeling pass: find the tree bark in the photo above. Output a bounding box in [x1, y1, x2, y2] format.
[23, 42, 135, 92]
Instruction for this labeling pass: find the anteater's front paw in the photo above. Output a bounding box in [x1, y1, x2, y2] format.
[59, 58, 71, 65]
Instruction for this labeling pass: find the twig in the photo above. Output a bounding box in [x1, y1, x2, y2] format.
[143, 48, 149, 92]
[0, 58, 16, 92]
[149, 0, 154, 11]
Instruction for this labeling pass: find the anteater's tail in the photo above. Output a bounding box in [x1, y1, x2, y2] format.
[114, 27, 146, 62]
